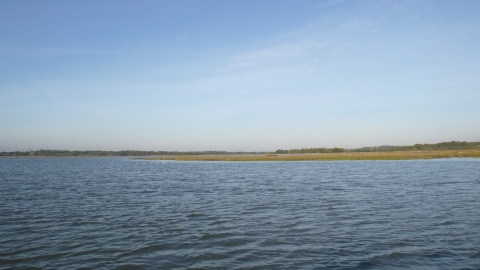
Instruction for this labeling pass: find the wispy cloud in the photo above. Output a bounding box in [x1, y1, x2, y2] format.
[189, 39, 324, 95]
[186, 22, 367, 95]
[228, 41, 322, 68]
[340, 19, 379, 33]
[194, 67, 296, 94]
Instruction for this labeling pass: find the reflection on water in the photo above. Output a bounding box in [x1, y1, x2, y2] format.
[1, 158, 480, 269]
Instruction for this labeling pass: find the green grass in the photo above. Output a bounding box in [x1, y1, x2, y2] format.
[142, 149, 480, 161]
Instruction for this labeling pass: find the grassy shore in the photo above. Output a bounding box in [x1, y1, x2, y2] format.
[142, 149, 480, 161]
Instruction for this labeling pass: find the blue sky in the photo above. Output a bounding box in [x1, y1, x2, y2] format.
[1, 0, 479, 151]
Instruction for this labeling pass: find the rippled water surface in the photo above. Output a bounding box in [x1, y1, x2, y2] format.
[1, 158, 480, 269]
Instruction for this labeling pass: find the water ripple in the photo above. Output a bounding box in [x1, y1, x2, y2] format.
[1, 158, 480, 269]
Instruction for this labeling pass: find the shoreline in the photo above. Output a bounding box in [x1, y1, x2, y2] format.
[141, 150, 480, 161]
[1, 150, 480, 161]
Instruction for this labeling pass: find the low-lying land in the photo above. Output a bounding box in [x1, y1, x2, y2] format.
[2, 141, 479, 159]
[143, 149, 480, 161]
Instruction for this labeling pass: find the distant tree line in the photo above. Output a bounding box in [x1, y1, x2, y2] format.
[0, 150, 266, 157]
[1, 141, 479, 157]
[276, 141, 480, 154]
[274, 147, 346, 154]
[350, 141, 480, 152]
[350, 145, 397, 152]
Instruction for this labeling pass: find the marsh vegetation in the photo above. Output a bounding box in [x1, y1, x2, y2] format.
[143, 149, 480, 161]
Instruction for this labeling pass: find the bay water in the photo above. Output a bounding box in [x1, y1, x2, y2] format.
[1, 158, 480, 269]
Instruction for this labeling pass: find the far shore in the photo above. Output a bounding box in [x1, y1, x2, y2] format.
[2, 149, 480, 161]
[141, 149, 480, 161]
[0, 155, 118, 158]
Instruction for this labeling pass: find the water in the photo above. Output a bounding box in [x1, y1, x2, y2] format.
[1, 158, 480, 269]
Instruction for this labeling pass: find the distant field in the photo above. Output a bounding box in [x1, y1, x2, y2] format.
[143, 149, 480, 161]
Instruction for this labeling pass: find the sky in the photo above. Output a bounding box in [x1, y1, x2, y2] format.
[1, 0, 479, 151]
